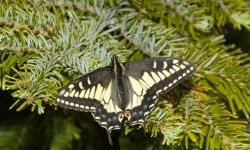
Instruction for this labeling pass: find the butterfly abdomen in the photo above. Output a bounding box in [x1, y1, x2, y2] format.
[112, 57, 132, 111]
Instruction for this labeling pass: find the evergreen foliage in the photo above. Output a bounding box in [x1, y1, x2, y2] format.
[0, 0, 249, 149]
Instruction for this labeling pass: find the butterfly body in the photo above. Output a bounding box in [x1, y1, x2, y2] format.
[111, 56, 129, 112]
[56, 55, 195, 144]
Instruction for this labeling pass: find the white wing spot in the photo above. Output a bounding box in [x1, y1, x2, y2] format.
[173, 59, 179, 64]
[142, 72, 155, 86]
[178, 76, 182, 80]
[89, 86, 96, 99]
[183, 61, 190, 65]
[70, 102, 74, 106]
[129, 76, 143, 95]
[79, 82, 84, 89]
[139, 79, 149, 89]
[64, 92, 70, 97]
[103, 82, 112, 103]
[144, 111, 150, 116]
[68, 84, 74, 89]
[180, 64, 186, 69]
[190, 66, 194, 70]
[68, 84, 75, 89]
[69, 90, 76, 97]
[108, 126, 114, 131]
[163, 61, 167, 69]
[149, 104, 155, 108]
[153, 95, 157, 99]
[138, 119, 144, 123]
[57, 98, 60, 102]
[169, 83, 173, 87]
[162, 70, 170, 77]
[87, 77, 91, 85]
[105, 99, 113, 112]
[79, 90, 86, 98]
[85, 106, 89, 109]
[157, 71, 165, 80]
[156, 89, 162, 94]
[173, 79, 177, 83]
[84, 89, 90, 98]
[131, 121, 137, 125]
[151, 72, 161, 82]
[132, 94, 138, 109]
[74, 91, 79, 97]
[173, 65, 180, 71]
[114, 126, 120, 130]
[59, 89, 66, 96]
[183, 73, 187, 77]
[153, 61, 157, 68]
[95, 116, 100, 120]
[80, 105, 84, 108]
[99, 88, 106, 102]
[101, 122, 107, 125]
[75, 104, 79, 107]
[65, 101, 69, 105]
[164, 86, 168, 90]
[95, 84, 103, 100]
[169, 68, 175, 74]
[128, 94, 142, 110]
[187, 70, 190, 73]
[139, 95, 143, 101]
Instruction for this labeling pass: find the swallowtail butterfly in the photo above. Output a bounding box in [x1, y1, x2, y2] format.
[56, 55, 195, 145]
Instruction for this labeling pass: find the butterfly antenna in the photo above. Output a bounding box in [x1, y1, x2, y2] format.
[107, 131, 113, 145]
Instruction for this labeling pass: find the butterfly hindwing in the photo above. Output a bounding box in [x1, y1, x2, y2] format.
[123, 58, 195, 126]
[56, 66, 122, 132]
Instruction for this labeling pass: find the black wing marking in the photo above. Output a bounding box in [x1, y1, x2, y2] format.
[56, 67, 122, 142]
[123, 57, 195, 126]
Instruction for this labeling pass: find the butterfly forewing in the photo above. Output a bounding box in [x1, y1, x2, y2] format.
[123, 58, 195, 125]
[56, 66, 122, 131]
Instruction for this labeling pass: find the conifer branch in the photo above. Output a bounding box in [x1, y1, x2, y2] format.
[0, 0, 249, 149]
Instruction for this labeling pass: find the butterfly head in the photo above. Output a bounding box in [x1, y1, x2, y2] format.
[111, 55, 120, 67]
[111, 55, 125, 76]
[118, 111, 131, 122]
[111, 55, 119, 62]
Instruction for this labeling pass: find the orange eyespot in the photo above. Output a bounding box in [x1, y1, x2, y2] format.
[124, 112, 131, 120]
[118, 113, 124, 122]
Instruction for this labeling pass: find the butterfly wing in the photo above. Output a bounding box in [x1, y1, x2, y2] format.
[56, 67, 122, 135]
[123, 58, 195, 126]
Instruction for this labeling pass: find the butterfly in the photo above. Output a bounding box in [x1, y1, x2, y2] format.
[56, 55, 195, 145]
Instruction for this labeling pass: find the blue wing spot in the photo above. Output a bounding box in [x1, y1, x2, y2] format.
[139, 111, 143, 115]
[113, 116, 118, 122]
[132, 112, 138, 117]
[101, 114, 106, 118]
[146, 97, 151, 101]
[107, 118, 112, 123]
